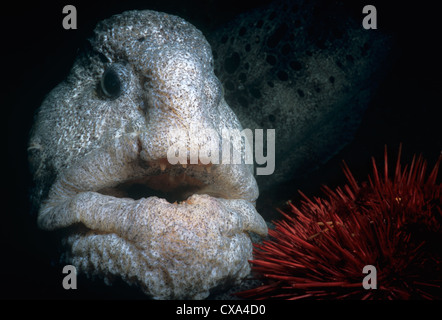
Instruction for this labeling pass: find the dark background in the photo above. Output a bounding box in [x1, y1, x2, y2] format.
[3, 0, 441, 300]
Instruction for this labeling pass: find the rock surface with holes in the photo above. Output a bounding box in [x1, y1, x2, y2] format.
[28, 10, 267, 299]
[209, 0, 392, 191]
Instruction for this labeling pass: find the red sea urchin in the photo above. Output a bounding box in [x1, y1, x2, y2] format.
[238, 146, 441, 299]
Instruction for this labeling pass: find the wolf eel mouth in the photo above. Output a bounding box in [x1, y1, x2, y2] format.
[99, 159, 233, 203]
[37, 132, 267, 299]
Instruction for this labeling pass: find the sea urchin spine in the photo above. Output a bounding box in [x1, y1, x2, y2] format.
[238, 146, 441, 299]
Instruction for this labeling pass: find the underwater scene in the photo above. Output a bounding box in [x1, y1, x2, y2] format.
[3, 0, 441, 309]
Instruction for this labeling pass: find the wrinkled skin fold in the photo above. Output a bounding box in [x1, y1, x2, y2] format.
[28, 11, 267, 299]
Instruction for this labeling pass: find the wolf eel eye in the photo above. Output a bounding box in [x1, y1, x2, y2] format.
[100, 62, 130, 99]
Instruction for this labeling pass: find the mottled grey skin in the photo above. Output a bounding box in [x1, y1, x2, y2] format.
[28, 11, 267, 299]
[209, 0, 391, 191]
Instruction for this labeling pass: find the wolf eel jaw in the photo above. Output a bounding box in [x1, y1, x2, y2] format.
[37, 133, 266, 299]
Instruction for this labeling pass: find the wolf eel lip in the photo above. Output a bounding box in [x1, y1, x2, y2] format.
[37, 133, 268, 239]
